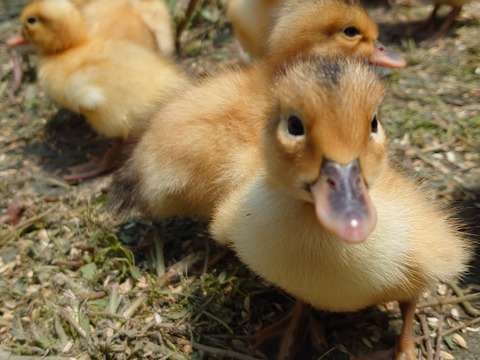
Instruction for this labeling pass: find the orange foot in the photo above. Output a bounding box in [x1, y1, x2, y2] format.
[63, 137, 124, 182]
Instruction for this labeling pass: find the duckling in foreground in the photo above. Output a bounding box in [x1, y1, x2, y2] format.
[12, 0, 188, 181]
[110, 56, 471, 359]
[227, 0, 406, 69]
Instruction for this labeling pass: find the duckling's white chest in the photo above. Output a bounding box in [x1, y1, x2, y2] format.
[212, 176, 417, 312]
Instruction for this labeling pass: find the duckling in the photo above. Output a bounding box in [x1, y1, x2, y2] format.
[110, 56, 470, 359]
[7, 0, 174, 98]
[15, 0, 188, 181]
[227, 0, 406, 68]
[422, 0, 474, 37]
[78, 0, 175, 56]
[226, 0, 280, 59]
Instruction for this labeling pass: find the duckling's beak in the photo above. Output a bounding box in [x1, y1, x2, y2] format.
[6, 32, 29, 47]
[370, 40, 406, 68]
[310, 158, 377, 243]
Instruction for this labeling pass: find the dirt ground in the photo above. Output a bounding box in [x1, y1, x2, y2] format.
[0, 0, 479, 359]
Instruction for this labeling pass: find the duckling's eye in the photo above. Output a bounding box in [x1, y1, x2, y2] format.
[287, 115, 305, 136]
[343, 26, 359, 37]
[371, 115, 378, 134]
[27, 17, 37, 25]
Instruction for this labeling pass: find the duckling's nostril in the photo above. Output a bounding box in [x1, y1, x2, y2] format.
[327, 178, 336, 189]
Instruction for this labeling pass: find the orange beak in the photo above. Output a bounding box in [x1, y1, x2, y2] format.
[7, 32, 29, 47]
[370, 40, 406, 68]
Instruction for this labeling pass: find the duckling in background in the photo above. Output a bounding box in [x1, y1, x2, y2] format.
[226, 0, 280, 59]
[422, 0, 474, 37]
[7, 0, 175, 97]
[227, 0, 406, 69]
[78, 0, 175, 56]
[110, 56, 470, 359]
[11, 0, 188, 181]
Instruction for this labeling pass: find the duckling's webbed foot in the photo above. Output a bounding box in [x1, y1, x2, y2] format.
[252, 300, 327, 360]
[63, 137, 124, 182]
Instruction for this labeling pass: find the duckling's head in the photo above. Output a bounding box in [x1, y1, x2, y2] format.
[266, 0, 405, 68]
[264, 56, 387, 243]
[20, 0, 87, 53]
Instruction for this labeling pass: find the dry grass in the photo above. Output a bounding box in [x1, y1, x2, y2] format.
[0, 0, 479, 359]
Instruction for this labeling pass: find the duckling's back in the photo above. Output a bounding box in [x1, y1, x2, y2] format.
[110, 66, 272, 219]
[80, 0, 174, 56]
[38, 39, 187, 138]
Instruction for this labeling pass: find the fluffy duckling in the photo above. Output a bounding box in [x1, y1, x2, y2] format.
[110, 56, 470, 359]
[227, 0, 406, 69]
[7, 0, 174, 98]
[226, 0, 280, 59]
[78, 0, 175, 56]
[14, 0, 188, 181]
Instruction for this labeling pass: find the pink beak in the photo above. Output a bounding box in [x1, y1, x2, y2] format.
[310, 158, 377, 243]
[370, 40, 406, 68]
[7, 32, 29, 47]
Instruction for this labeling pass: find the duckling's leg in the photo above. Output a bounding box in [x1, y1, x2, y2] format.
[252, 300, 327, 360]
[356, 300, 417, 360]
[424, 4, 441, 32]
[435, 6, 462, 37]
[63, 137, 124, 182]
[395, 300, 417, 360]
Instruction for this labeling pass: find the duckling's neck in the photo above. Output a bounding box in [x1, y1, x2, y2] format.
[45, 25, 88, 53]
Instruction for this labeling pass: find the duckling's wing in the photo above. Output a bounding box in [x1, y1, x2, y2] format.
[66, 69, 106, 111]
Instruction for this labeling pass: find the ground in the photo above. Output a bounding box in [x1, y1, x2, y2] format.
[0, 0, 479, 359]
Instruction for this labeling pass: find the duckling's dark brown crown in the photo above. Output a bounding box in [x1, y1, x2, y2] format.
[274, 55, 384, 92]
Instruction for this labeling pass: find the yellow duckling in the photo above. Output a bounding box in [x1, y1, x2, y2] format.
[110, 56, 470, 359]
[227, 0, 406, 68]
[77, 0, 174, 56]
[6, 0, 174, 98]
[12, 0, 188, 181]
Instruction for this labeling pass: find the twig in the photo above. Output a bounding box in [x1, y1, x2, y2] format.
[77, 291, 108, 301]
[7, 49, 22, 103]
[122, 295, 147, 319]
[317, 346, 336, 359]
[0, 204, 60, 243]
[207, 248, 232, 269]
[433, 293, 448, 360]
[198, 311, 233, 335]
[0, 349, 76, 360]
[114, 295, 147, 329]
[54, 305, 87, 338]
[440, 316, 480, 337]
[108, 284, 121, 314]
[52, 259, 85, 268]
[419, 314, 434, 360]
[175, 0, 201, 49]
[391, 136, 457, 154]
[158, 253, 202, 284]
[417, 292, 480, 309]
[449, 282, 480, 317]
[175, 337, 263, 360]
[329, 292, 480, 328]
[33, 175, 72, 189]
